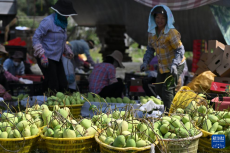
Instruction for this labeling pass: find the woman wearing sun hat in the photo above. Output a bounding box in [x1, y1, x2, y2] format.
[32, 0, 77, 93]
[89, 50, 125, 98]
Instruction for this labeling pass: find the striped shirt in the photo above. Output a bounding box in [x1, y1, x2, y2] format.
[89, 63, 117, 94]
[32, 13, 67, 61]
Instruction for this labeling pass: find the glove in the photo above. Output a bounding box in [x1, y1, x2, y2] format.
[41, 54, 48, 68]
[140, 63, 148, 72]
[170, 64, 178, 78]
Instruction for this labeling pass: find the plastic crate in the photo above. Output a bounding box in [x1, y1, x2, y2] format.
[8, 82, 43, 96]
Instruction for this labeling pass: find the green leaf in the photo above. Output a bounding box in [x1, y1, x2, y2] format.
[11, 96, 18, 100]
[89, 105, 97, 111]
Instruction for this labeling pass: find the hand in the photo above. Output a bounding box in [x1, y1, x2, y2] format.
[170, 64, 178, 78]
[65, 52, 74, 59]
[19, 80, 25, 84]
[140, 63, 147, 72]
[41, 54, 49, 68]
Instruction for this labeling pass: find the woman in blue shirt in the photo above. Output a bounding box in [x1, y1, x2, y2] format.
[3, 51, 25, 76]
[32, 0, 77, 93]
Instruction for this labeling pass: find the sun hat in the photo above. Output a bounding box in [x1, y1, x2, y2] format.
[107, 50, 125, 68]
[0, 45, 8, 54]
[51, 0, 77, 17]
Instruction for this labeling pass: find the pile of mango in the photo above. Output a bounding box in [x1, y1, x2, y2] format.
[154, 113, 200, 139]
[42, 107, 97, 138]
[94, 111, 156, 148]
[85, 93, 136, 104]
[46, 92, 85, 106]
[0, 104, 51, 139]
[140, 96, 163, 105]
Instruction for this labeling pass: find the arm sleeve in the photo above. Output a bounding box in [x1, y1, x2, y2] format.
[108, 66, 117, 85]
[4, 71, 19, 82]
[143, 46, 155, 64]
[143, 33, 155, 64]
[32, 18, 51, 57]
[3, 59, 10, 71]
[169, 29, 185, 66]
[86, 55, 95, 66]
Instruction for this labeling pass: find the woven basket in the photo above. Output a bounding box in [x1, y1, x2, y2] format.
[40, 133, 98, 153]
[95, 132, 158, 153]
[159, 132, 202, 153]
[0, 129, 40, 153]
[48, 104, 83, 118]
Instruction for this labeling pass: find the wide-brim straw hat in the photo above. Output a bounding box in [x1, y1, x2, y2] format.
[51, 0, 77, 16]
[107, 50, 125, 68]
[0, 45, 8, 54]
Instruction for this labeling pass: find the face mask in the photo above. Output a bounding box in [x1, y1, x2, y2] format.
[13, 61, 20, 66]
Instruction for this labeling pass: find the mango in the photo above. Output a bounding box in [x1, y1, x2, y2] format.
[136, 140, 147, 147]
[63, 129, 76, 138]
[126, 139, 136, 147]
[80, 119, 92, 129]
[105, 137, 115, 145]
[113, 135, 126, 147]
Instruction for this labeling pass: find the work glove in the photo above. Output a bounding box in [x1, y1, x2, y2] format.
[64, 44, 74, 59]
[41, 54, 48, 68]
[140, 63, 148, 72]
[170, 64, 178, 78]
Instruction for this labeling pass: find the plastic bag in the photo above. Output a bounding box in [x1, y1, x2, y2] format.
[187, 71, 216, 93]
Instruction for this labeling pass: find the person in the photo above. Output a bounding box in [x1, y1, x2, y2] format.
[62, 55, 76, 92]
[32, 0, 77, 93]
[89, 51, 125, 98]
[3, 51, 25, 76]
[66, 39, 95, 69]
[140, 5, 185, 112]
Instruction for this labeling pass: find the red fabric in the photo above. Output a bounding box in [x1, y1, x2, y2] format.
[89, 63, 117, 94]
[134, 0, 219, 10]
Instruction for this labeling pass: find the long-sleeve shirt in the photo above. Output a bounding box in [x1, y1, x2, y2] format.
[3, 58, 25, 76]
[144, 29, 185, 74]
[32, 13, 67, 61]
[69, 40, 95, 66]
[89, 63, 117, 94]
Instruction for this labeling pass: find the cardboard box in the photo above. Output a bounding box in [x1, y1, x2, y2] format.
[130, 79, 142, 86]
[216, 45, 230, 77]
[206, 40, 225, 65]
[200, 52, 209, 62]
[208, 51, 224, 72]
[215, 77, 230, 84]
[195, 67, 207, 75]
[197, 60, 208, 70]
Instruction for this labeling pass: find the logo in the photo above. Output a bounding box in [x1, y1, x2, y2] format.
[212, 135, 225, 149]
